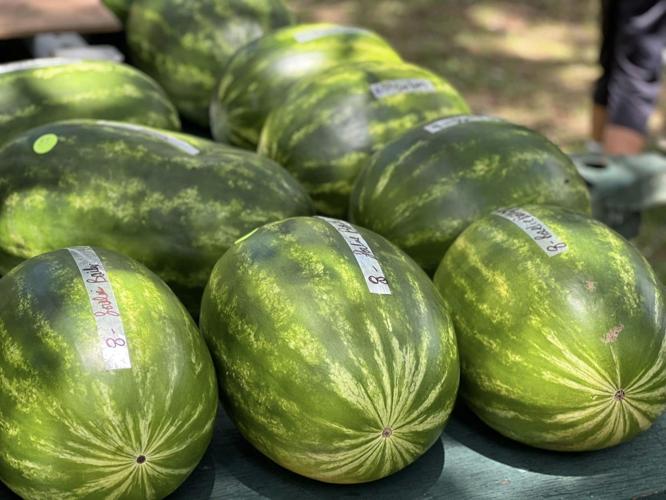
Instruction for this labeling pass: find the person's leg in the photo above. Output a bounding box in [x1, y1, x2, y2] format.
[603, 125, 648, 154]
[591, 0, 617, 146]
[603, 0, 666, 155]
[592, 104, 608, 146]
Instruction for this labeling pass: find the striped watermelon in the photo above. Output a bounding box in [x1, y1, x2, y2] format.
[127, 0, 294, 127]
[210, 23, 402, 149]
[350, 116, 592, 274]
[258, 61, 470, 217]
[634, 206, 666, 285]
[434, 205, 666, 451]
[0, 246, 217, 498]
[0, 58, 180, 147]
[0, 120, 313, 314]
[200, 216, 460, 483]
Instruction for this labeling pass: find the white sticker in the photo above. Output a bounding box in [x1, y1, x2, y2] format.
[96, 121, 200, 156]
[370, 79, 436, 99]
[68, 247, 132, 371]
[0, 58, 77, 75]
[494, 208, 568, 257]
[294, 26, 368, 43]
[318, 217, 391, 295]
[424, 115, 502, 134]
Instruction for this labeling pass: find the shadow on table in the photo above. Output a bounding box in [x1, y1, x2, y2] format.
[444, 403, 664, 478]
[0, 480, 19, 499]
[168, 443, 217, 499]
[214, 410, 445, 499]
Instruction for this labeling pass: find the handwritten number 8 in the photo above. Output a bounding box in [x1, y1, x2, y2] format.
[547, 242, 567, 252]
[106, 337, 126, 348]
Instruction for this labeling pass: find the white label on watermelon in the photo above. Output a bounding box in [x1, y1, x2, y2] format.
[68, 246, 132, 371]
[294, 26, 367, 43]
[95, 121, 200, 156]
[0, 58, 78, 75]
[494, 208, 568, 257]
[424, 115, 502, 134]
[370, 79, 436, 99]
[318, 217, 392, 295]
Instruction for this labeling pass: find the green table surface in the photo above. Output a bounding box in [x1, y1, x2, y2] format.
[1, 404, 664, 499]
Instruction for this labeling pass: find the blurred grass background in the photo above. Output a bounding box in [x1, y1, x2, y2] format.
[289, 0, 666, 152]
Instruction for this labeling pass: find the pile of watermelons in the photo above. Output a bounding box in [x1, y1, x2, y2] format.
[0, 0, 664, 497]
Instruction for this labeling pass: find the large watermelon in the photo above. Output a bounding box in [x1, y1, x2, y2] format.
[0, 58, 180, 147]
[350, 116, 592, 274]
[127, 0, 294, 127]
[434, 205, 666, 451]
[210, 23, 402, 149]
[0, 246, 218, 498]
[258, 61, 470, 217]
[200, 216, 460, 483]
[0, 120, 313, 314]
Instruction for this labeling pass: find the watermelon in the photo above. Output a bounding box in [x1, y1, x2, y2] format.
[633, 206, 666, 285]
[258, 61, 470, 217]
[210, 23, 402, 149]
[0, 58, 180, 147]
[127, 0, 294, 127]
[102, 0, 133, 21]
[350, 116, 592, 274]
[0, 120, 314, 315]
[0, 246, 218, 498]
[200, 216, 460, 483]
[433, 205, 666, 451]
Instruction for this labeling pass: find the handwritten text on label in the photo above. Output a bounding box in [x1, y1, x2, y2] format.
[424, 115, 502, 134]
[370, 79, 436, 99]
[494, 208, 568, 257]
[68, 247, 132, 370]
[318, 217, 391, 295]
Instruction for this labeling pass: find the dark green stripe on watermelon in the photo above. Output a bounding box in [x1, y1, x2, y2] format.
[127, 0, 295, 127]
[350, 116, 592, 274]
[0, 59, 180, 147]
[434, 205, 666, 451]
[0, 247, 217, 498]
[200, 216, 460, 483]
[211, 23, 402, 149]
[258, 61, 470, 217]
[0, 120, 314, 314]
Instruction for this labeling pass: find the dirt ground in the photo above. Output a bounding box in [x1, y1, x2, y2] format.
[289, 0, 665, 152]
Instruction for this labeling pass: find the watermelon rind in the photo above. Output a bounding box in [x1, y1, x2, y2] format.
[200, 216, 460, 483]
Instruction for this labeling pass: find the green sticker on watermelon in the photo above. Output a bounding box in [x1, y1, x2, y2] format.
[33, 133, 58, 154]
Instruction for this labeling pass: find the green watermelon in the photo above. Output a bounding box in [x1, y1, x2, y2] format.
[0, 246, 218, 498]
[0, 58, 180, 147]
[211, 23, 402, 149]
[258, 61, 470, 217]
[350, 116, 592, 274]
[434, 205, 666, 451]
[127, 0, 294, 127]
[633, 205, 666, 285]
[102, 0, 133, 21]
[200, 216, 460, 483]
[0, 119, 313, 314]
